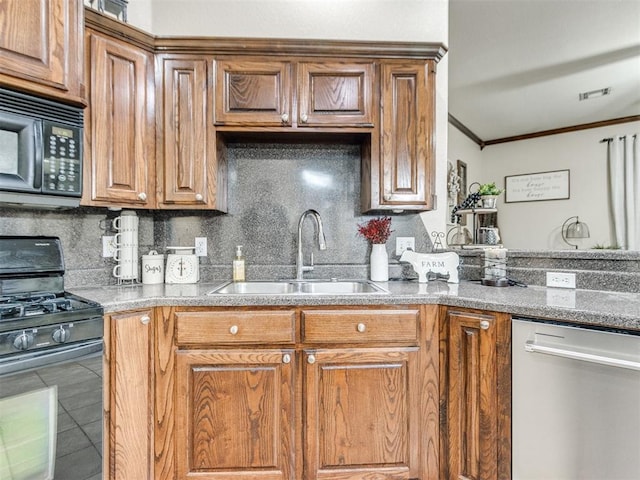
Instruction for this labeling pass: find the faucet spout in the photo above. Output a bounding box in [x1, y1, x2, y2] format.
[296, 209, 327, 280]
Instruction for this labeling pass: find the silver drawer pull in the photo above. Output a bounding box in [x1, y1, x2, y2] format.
[480, 320, 490, 330]
[357, 323, 366, 333]
[229, 325, 239, 335]
[140, 315, 150, 325]
[307, 354, 316, 364]
[282, 354, 291, 364]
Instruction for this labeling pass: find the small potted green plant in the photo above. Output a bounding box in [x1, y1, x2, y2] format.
[478, 182, 503, 208]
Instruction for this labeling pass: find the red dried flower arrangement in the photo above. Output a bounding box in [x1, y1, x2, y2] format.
[357, 216, 393, 244]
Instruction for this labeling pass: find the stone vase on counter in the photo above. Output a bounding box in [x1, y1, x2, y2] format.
[370, 243, 389, 281]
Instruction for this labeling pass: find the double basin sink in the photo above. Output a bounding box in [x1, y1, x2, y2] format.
[209, 279, 389, 295]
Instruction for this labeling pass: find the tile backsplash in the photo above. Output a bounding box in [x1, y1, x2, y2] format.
[154, 143, 432, 282]
[0, 143, 431, 287]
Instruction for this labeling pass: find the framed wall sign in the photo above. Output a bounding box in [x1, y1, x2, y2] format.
[504, 169, 570, 203]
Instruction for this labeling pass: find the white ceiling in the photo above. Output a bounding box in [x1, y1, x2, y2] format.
[449, 0, 640, 142]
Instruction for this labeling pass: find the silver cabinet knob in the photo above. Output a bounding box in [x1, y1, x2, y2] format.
[282, 354, 291, 364]
[383, 194, 391, 201]
[300, 113, 308, 123]
[195, 193, 203, 202]
[307, 354, 316, 364]
[140, 315, 151, 325]
[138, 192, 147, 201]
[357, 323, 366, 333]
[229, 325, 239, 335]
[480, 320, 490, 330]
[281, 113, 289, 123]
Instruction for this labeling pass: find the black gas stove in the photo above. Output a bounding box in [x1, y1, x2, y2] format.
[0, 236, 103, 358]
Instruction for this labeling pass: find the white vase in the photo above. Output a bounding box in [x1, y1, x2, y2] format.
[370, 243, 389, 281]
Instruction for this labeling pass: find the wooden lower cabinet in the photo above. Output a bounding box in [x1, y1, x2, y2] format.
[153, 305, 440, 480]
[439, 307, 511, 480]
[175, 349, 295, 479]
[304, 347, 420, 479]
[104, 309, 154, 480]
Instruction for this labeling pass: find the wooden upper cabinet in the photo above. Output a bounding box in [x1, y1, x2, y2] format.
[297, 62, 374, 127]
[371, 60, 435, 211]
[214, 59, 292, 126]
[175, 349, 296, 480]
[0, 0, 84, 104]
[157, 57, 225, 210]
[82, 30, 156, 208]
[214, 58, 374, 128]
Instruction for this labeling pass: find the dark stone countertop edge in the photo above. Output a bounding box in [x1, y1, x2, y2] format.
[69, 280, 640, 332]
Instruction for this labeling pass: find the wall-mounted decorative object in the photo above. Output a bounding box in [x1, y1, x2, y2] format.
[456, 159, 468, 225]
[447, 161, 461, 207]
[456, 159, 468, 205]
[504, 169, 570, 203]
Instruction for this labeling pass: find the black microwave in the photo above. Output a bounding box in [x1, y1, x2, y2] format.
[0, 87, 84, 209]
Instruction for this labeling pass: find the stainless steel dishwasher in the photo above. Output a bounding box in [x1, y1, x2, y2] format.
[512, 317, 640, 480]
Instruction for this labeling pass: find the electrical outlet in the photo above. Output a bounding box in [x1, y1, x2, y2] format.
[195, 237, 207, 257]
[396, 237, 415, 256]
[102, 236, 116, 258]
[546, 272, 576, 289]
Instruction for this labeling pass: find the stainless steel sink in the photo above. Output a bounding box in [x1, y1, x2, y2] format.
[211, 281, 297, 295]
[208, 280, 388, 295]
[299, 280, 386, 294]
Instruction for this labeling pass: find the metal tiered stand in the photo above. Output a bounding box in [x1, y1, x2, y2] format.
[454, 207, 501, 248]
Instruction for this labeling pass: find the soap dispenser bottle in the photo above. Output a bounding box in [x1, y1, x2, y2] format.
[233, 245, 245, 282]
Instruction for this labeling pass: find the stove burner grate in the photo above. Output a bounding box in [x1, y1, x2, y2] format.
[0, 293, 74, 321]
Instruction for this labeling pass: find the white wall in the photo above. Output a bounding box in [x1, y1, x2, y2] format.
[449, 121, 640, 249]
[144, 0, 447, 42]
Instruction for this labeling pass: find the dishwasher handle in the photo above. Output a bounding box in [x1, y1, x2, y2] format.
[525, 340, 640, 371]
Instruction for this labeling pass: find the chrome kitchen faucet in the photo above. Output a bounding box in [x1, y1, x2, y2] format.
[296, 209, 327, 280]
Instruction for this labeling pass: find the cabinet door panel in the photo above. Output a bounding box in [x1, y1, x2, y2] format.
[304, 347, 420, 480]
[215, 60, 292, 126]
[85, 32, 154, 207]
[298, 62, 374, 126]
[176, 349, 295, 480]
[159, 58, 211, 206]
[0, 0, 83, 103]
[380, 61, 434, 209]
[106, 309, 154, 480]
[444, 309, 511, 480]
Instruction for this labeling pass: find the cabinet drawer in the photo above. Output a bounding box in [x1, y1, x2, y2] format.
[176, 310, 296, 345]
[302, 309, 419, 344]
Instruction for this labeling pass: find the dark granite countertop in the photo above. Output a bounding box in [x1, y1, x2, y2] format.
[69, 280, 640, 331]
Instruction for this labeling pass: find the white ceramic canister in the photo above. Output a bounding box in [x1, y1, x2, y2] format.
[141, 250, 164, 284]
